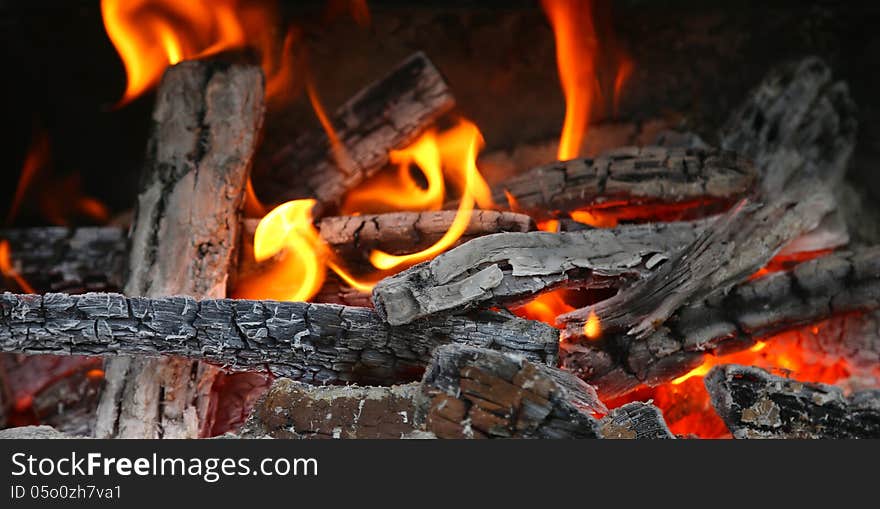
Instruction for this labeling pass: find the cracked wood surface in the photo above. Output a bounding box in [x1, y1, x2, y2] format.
[95, 61, 265, 439]
[705, 364, 880, 439]
[561, 247, 880, 398]
[0, 293, 558, 385]
[492, 146, 756, 220]
[256, 52, 455, 210]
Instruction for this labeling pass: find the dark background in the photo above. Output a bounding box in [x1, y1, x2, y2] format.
[1, 0, 878, 225]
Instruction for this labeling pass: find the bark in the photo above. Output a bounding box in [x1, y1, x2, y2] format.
[373, 220, 705, 326]
[561, 246, 880, 398]
[256, 52, 455, 210]
[560, 181, 839, 339]
[415, 345, 605, 439]
[240, 379, 421, 439]
[598, 402, 675, 439]
[0, 293, 559, 385]
[719, 57, 858, 195]
[95, 61, 265, 439]
[492, 146, 756, 220]
[0, 227, 127, 294]
[705, 364, 880, 439]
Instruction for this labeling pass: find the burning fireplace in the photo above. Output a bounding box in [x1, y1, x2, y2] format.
[1, 0, 879, 440]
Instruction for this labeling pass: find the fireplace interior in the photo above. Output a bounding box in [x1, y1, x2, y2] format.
[1, 0, 879, 439]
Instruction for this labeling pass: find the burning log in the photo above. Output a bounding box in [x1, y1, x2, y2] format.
[561, 181, 838, 339]
[0, 227, 126, 293]
[372, 220, 704, 325]
[705, 364, 880, 439]
[416, 345, 606, 439]
[492, 146, 756, 221]
[257, 52, 456, 210]
[561, 246, 880, 398]
[598, 402, 675, 439]
[0, 293, 558, 385]
[95, 61, 265, 439]
[720, 57, 858, 195]
[239, 379, 422, 439]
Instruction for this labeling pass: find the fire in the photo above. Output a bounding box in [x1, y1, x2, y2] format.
[748, 248, 835, 280]
[0, 240, 36, 294]
[583, 309, 602, 339]
[542, 0, 633, 160]
[101, 0, 282, 105]
[239, 119, 495, 301]
[514, 290, 575, 326]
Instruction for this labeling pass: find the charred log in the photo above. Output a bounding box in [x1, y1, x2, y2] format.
[95, 61, 265, 439]
[720, 57, 858, 195]
[492, 146, 756, 221]
[373, 220, 704, 325]
[561, 246, 880, 398]
[598, 402, 675, 439]
[256, 52, 455, 210]
[415, 345, 605, 439]
[240, 379, 421, 439]
[0, 227, 126, 294]
[705, 364, 880, 439]
[0, 293, 558, 386]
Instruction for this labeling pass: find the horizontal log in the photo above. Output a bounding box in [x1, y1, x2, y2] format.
[705, 364, 880, 439]
[0, 293, 557, 386]
[416, 344, 607, 439]
[256, 52, 456, 210]
[561, 247, 880, 398]
[598, 402, 675, 439]
[561, 181, 838, 339]
[0, 227, 126, 293]
[492, 146, 756, 220]
[720, 57, 858, 195]
[373, 220, 705, 325]
[240, 379, 421, 439]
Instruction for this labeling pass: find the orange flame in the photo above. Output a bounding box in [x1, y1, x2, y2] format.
[583, 309, 602, 339]
[513, 289, 575, 329]
[0, 240, 36, 294]
[101, 0, 285, 105]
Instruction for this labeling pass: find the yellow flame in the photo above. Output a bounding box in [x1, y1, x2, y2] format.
[583, 309, 602, 339]
[671, 362, 712, 385]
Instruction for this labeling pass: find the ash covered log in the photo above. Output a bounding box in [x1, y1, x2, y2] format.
[240, 379, 421, 439]
[373, 220, 704, 325]
[0, 227, 126, 294]
[561, 181, 838, 339]
[720, 57, 858, 195]
[492, 146, 756, 221]
[416, 345, 605, 439]
[705, 364, 880, 439]
[95, 61, 265, 439]
[561, 246, 880, 398]
[598, 402, 674, 439]
[257, 52, 455, 210]
[0, 293, 558, 385]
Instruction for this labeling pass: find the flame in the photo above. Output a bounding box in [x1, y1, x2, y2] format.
[513, 289, 576, 327]
[748, 249, 835, 280]
[583, 309, 602, 339]
[0, 240, 36, 294]
[101, 0, 286, 105]
[307, 76, 357, 177]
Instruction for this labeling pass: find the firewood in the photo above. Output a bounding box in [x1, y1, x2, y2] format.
[492, 146, 756, 220]
[95, 61, 265, 439]
[0, 227, 126, 293]
[561, 246, 880, 398]
[372, 220, 705, 325]
[720, 57, 857, 195]
[705, 364, 880, 439]
[0, 425, 70, 439]
[0, 293, 559, 385]
[240, 379, 422, 439]
[256, 52, 455, 210]
[561, 181, 838, 339]
[598, 402, 675, 439]
[415, 345, 606, 439]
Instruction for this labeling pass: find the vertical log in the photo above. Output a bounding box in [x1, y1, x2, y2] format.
[94, 61, 264, 438]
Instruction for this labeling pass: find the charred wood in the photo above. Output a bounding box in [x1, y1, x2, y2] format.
[256, 52, 455, 210]
[0, 293, 558, 386]
[561, 247, 880, 398]
[415, 345, 605, 439]
[95, 61, 265, 439]
[705, 364, 880, 439]
[598, 402, 675, 439]
[492, 146, 756, 221]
